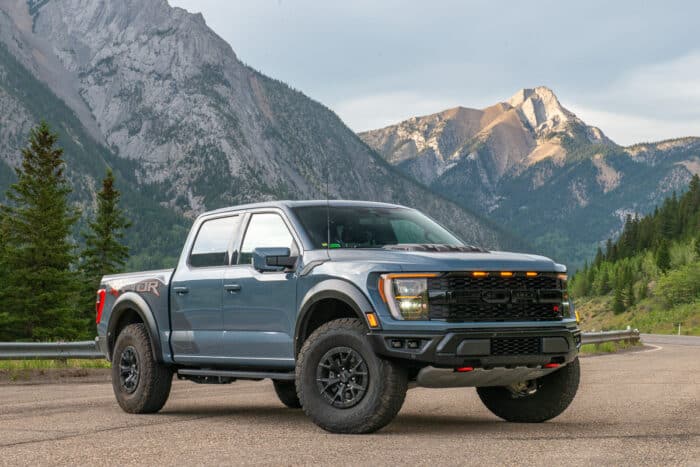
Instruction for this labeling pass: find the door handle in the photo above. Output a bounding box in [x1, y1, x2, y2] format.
[224, 283, 241, 293]
[173, 286, 189, 295]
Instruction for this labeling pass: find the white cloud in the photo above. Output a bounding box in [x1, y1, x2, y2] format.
[569, 106, 700, 146]
[569, 51, 700, 144]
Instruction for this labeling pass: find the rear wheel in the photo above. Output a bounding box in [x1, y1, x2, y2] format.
[273, 380, 301, 408]
[296, 318, 408, 434]
[476, 358, 580, 423]
[112, 323, 172, 413]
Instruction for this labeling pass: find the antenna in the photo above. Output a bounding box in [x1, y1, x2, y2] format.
[325, 153, 331, 251]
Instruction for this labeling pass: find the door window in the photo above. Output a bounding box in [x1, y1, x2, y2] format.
[239, 213, 296, 265]
[189, 216, 241, 267]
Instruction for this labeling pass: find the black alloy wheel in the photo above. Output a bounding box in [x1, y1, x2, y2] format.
[315, 346, 369, 409]
[119, 345, 140, 393]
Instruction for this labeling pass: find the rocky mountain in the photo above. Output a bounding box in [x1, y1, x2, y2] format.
[0, 0, 516, 268]
[360, 87, 700, 267]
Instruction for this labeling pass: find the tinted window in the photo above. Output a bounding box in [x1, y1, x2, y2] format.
[189, 216, 241, 267]
[292, 206, 464, 249]
[239, 213, 296, 265]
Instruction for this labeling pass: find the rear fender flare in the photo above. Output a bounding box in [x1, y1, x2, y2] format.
[107, 292, 162, 362]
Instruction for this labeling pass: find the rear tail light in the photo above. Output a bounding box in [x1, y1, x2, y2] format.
[96, 289, 106, 324]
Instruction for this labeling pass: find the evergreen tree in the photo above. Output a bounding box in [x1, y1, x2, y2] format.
[655, 239, 671, 273]
[81, 169, 131, 290]
[0, 122, 81, 340]
[625, 282, 635, 308]
[593, 246, 604, 268]
[612, 286, 626, 314]
[597, 268, 611, 295]
[695, 230, 700, 260]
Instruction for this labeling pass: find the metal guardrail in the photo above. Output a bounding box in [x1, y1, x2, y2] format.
[0, 340, 103, 360]
[580, 328, 640, 345]
[0, 329, 641, 360]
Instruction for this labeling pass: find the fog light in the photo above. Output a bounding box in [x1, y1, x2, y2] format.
[391, 339, 403, 349]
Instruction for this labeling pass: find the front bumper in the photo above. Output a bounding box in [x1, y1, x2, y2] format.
[368, 325, 581, 373]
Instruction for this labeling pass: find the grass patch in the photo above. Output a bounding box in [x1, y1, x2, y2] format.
[0, 359, 110, 383]
[580, 340, 641, 354]
[576, 296, 700, 336]
[0, 359, 110, 370]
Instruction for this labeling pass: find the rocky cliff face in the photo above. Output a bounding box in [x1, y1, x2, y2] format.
[360, 86, 612, 191]
[361, 88, 700, 266]
[0, 0, 514, 254]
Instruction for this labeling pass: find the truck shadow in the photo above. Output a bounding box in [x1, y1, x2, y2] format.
[157, 405, 588, 435]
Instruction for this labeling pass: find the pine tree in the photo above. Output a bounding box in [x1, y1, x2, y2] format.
[80, 169, 131, 330]
[81, 169, 131, 288]
[612, 286, 626, 314]
[695, 230, 700, 260]
[0, 122, 81, 340]
[655, 239, 671, 273]
[625, 282, 635, 308]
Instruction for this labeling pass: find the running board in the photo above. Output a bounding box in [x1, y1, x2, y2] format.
[177, 368, 295, 381]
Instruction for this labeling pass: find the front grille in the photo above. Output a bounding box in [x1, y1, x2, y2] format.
[491, 337, 541, 355]
[427, 273, 563, 322]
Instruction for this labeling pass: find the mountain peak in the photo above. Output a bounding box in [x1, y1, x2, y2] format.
[506, 86, 575, 135]
[507, 86, 559, 107]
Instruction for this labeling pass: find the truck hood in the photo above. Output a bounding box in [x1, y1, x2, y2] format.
[326, 249, 565, 272]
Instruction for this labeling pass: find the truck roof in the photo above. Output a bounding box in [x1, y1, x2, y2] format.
[202, 199, 407, 217]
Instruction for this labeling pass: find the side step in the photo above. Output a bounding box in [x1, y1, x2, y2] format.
[177, 368, 295, 381]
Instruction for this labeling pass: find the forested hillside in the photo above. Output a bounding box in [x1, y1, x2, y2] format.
[571, 175, 700, 335]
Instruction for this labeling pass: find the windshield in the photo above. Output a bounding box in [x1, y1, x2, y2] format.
[292, 205, 465, 249]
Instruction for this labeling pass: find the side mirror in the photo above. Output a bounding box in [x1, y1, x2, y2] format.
[252, 247, 297, 272]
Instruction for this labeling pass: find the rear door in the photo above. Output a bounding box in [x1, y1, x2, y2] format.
[220, 211, 300, 367]
[170, 214, 242, 364]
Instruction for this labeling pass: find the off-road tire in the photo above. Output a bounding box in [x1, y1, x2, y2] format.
[112, 323, 172, 414]
[273, 380, 301, 408]
[296, 318, 408, 434]
[476, 357, 580, 423]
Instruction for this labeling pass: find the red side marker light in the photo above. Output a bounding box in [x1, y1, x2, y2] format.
[455, 367, 474, 372]
[96, 289, 106, 324]
[553, 305, 560, 313]
[544, 363, 560, 369]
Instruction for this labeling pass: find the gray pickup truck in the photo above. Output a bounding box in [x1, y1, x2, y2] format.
[96, 200, 580, 433]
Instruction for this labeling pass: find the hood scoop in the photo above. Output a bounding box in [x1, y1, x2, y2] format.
[382, 244, 487, 253]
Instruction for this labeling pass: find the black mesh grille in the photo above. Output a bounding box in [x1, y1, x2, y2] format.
[491, 337, 541, 356]
[427, 273, 564, 322]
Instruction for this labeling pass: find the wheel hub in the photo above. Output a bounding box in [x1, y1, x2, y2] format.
[119, 346, 140, 393]
[316, 346, 369, 409]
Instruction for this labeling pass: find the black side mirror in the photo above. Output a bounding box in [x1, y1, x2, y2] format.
[252, 247, 297, 272]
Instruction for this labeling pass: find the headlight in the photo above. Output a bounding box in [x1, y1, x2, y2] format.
[379, 273, 436, 320]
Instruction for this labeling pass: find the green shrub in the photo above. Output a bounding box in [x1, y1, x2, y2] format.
[656, 261, 700, 307]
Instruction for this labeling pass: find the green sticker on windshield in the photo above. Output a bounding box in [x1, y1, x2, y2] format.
[329, 243, 341, 249]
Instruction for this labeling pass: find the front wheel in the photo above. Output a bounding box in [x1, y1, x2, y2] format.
[111, 323, 173, 414]
[476, 358, 580, 423]
[296, 318, 408, 434]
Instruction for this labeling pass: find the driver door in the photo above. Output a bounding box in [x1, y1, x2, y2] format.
[220, 211, 300, 367]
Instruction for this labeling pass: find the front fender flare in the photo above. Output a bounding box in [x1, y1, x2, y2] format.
[294, 279, 375, 355]
[107, 292, 163, 362]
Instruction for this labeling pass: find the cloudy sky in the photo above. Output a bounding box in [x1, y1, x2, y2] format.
[170, 0, 700, 145]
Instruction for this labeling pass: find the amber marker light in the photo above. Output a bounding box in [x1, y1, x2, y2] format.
[500, 271, 514, 277]
[526, 271, 538, 277]
[366, 312, 380, 328]
[472, 271, 489, 278]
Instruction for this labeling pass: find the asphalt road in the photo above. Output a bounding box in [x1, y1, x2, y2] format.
[0, 335, 698, 466]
